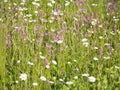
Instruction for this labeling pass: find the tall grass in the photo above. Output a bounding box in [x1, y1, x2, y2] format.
[0, 0, 120, 90]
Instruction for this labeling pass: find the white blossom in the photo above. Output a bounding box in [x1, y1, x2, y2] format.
[50, 0, 55, 4]
[99, 36, 103, 39]
[93, 57, 99, 61]
[32, 82, 38, 86]
[74, 76, 78, 79]
[66, 81, 73, 85]
[83, 42, 89, 47]
[68, 62, 71, 64]
[28, 61, 34, 65]
[91, 19, 97, 26]
[91, 3, 98, 6]
[82, 38, 88, 42]
[52, 11, 59, 16]
[103, 56, 110, 60]
[46, 65, 50, 68]
[94, 47, 98, 49]
[104, 43, 110, 46]
[74, 17, 78, 21]
[59, 79, 64, 82]
[110, 31, 115, 35]
[4, 0, 8, 2]
[15, 80, 18, 83]
[48, 80, 54, 84]
[82, 73, 89, 77]
[40, 56, 46, 59]
[115, 66, 120, 69]
[34, 11, 38, 14]
[32, 2, 40, 7]
[17, 60, 21, 63]
[40, 76, 46, 81]
[19, 73, 27, 81]
[65, 1, 70, 6]
[74, 60, 77, 62]
[47, 3, 53, 7]
[57, 40, 63, 44]
[82, 38, 89, 47]
[88, 76, 96, 82]
[52, 60, 57, 65]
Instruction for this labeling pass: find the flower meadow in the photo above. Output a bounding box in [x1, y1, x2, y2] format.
[0, 0, 120, 90]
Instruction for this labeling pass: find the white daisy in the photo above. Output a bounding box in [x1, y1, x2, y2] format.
[46, 65, 50, 69]
[74, 76, 78, 79]
[57, 40, 63, 44]
[68, 62, 71, 64]
[4, 0, 8, 2]
[82, 38, 88, 42]
[19, 73, 27, 81]
[15, 80, 18, 83]
[40, 56, 46, 59]
[32, 82, 38, 86]
[94, 47, 98, 49]
[52, 60, 57, 65]
[88, 76, 96, 82]
[65, 1, 70, 6]
[115, 66, 120, 69]
[91, 3, 98, 6]
[83, 42, 89, 47]
[48, 80, 54, 84]
[104, 43, 110, 46]
[103, 56, 110, 60]
[66, 81, 73, 85]
[40, 76, 46, 81]
[50, 0, 55, 4]
[59, 79, 64, 82]
[91, 19, 97, 26]
[28, 61, 34, 65]
[74, 60, 77, 62]
[47, 3, 52, 7]
[99, 36, 103, 39]
[93, 57, 99, 61]
[17, 60, 21, 63]
[82, 73, 89, 77]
